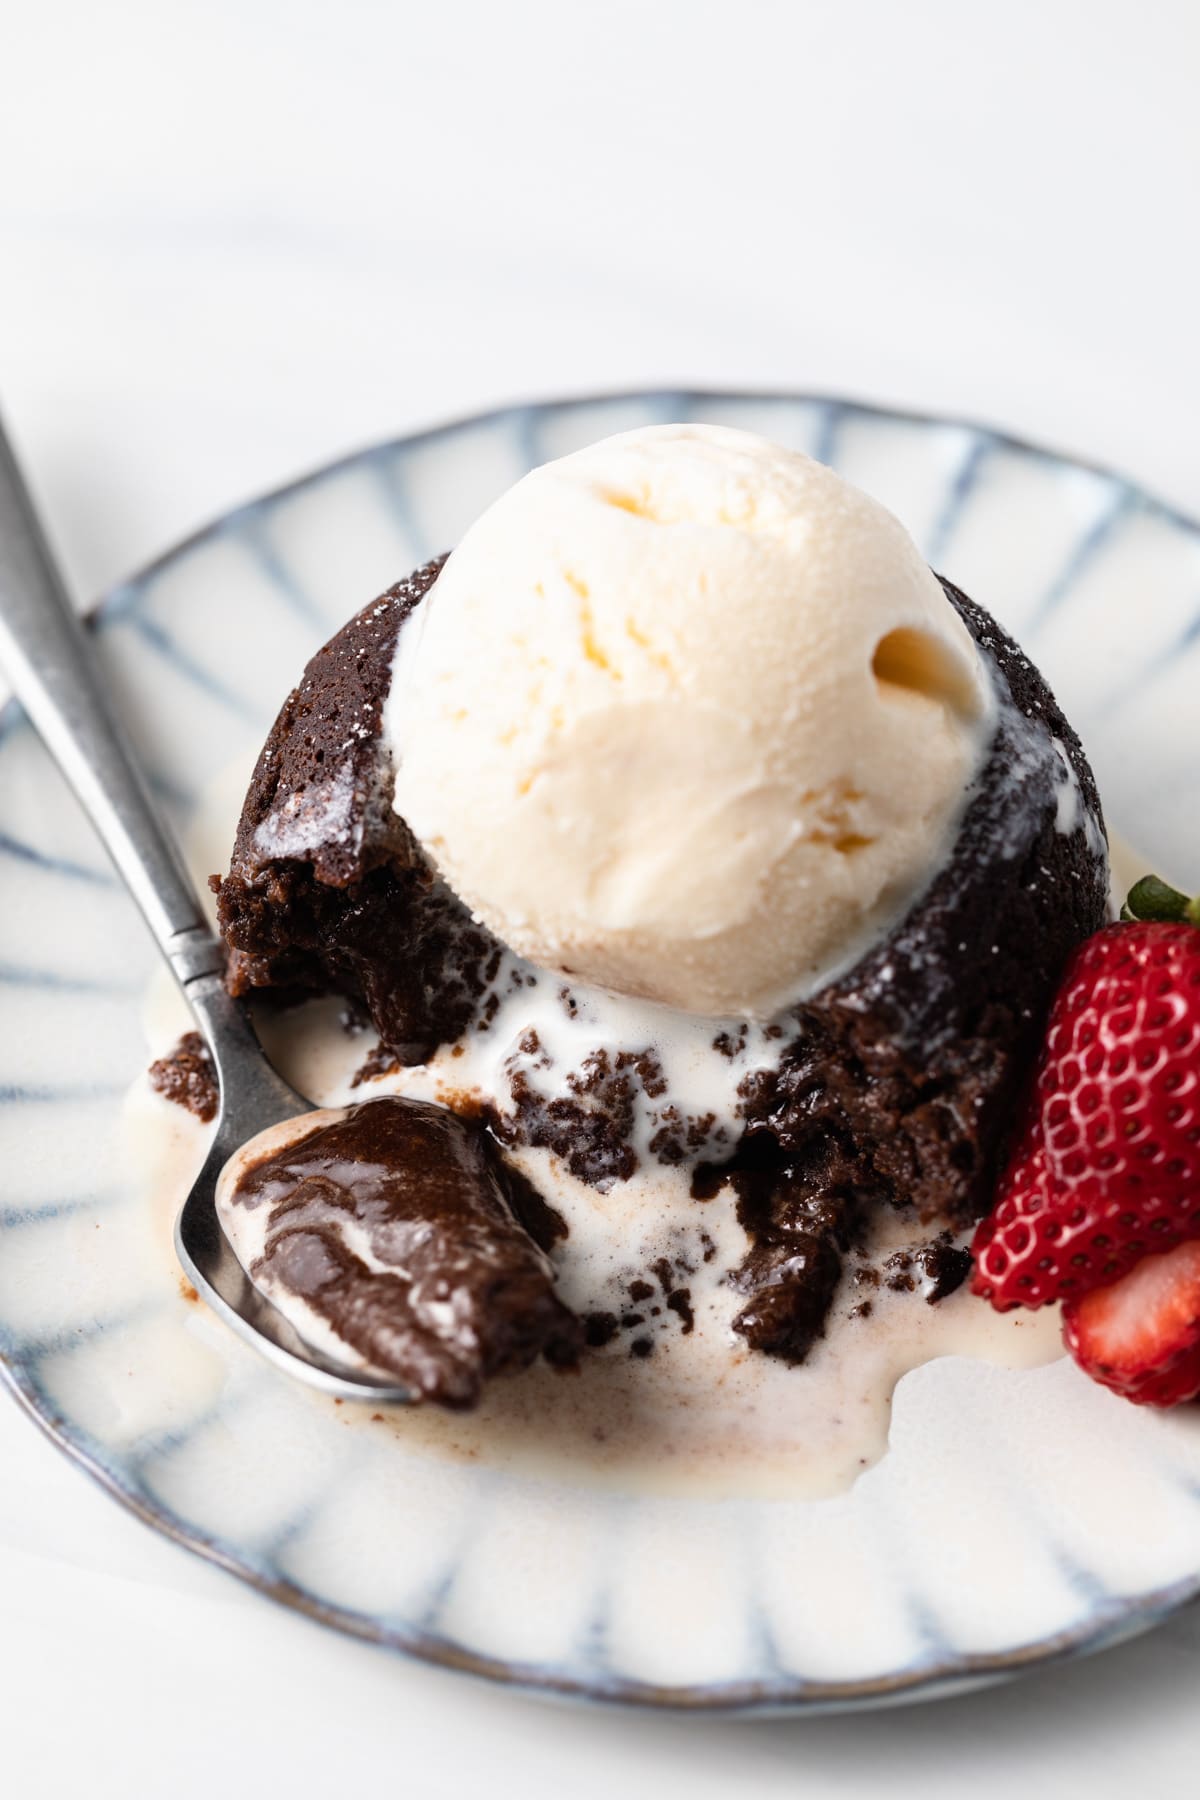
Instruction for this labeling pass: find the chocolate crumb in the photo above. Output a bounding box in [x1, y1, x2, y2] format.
[884, 1249, 917, 1292]
[630, 1337, 654, 1359]
[915, 1233, 973, 1303]
[351, 1040, 402, 1088]
[478, 991, 501, 1029]
[149, 1032, 218, 1123]
[502, 1162, 569, 1253]
[584, 1311, 619, 1348]
[651, 1256, 676, 1296]
[666, 1288, 695, 1333]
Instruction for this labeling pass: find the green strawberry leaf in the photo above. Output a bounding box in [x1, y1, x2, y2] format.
[1121, 874, 1200, 924]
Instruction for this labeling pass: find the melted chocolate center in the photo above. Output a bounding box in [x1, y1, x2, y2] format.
[229, 1096, 581, 1408]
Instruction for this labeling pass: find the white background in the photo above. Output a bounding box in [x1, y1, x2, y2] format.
[3, 2, 1200, 1793]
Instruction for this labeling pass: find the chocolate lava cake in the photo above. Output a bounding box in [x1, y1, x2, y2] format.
[214, 556, 1109, 1365]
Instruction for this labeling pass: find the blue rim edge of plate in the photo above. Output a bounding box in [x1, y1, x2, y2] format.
[2, 385, 1199, 1714]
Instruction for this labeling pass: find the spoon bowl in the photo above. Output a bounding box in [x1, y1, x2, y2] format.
[0, 413, 413, 1404]
[174, 977, 415, 1402]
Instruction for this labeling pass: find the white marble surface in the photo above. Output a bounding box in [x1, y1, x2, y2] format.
[3, 1, 1200, 1791]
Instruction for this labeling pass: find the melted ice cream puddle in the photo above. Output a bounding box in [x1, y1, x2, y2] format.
[130, 758, 1152, 1501]
[228, 1094, 1061, 1496]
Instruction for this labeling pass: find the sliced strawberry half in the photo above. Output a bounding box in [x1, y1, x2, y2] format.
[1062, 1238, 1200, 1406]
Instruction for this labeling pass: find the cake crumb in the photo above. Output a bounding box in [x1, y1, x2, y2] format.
[149, 1032, 218, 1123]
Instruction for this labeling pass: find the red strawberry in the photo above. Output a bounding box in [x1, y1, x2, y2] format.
[1063, 1238, 1200, 1406]
[972, 876, 1200, 1314]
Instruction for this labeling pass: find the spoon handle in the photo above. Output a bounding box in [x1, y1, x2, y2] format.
[0, 414, 223, 988]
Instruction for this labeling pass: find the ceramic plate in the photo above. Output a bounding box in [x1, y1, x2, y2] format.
[3, 391, 1200, 1714]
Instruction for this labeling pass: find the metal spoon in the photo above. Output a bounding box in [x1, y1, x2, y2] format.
[0, 415, 411, 1403]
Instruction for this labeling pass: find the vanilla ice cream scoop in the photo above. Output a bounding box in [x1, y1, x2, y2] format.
[386, 424, 993, 1019]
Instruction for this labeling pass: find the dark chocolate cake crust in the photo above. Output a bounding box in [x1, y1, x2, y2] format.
[215, 563, 1108, 1365]
[216, 556, 498, 1064]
